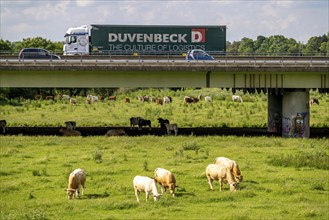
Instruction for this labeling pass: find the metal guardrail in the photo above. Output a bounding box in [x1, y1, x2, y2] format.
[1, 51, 328, 67]
[0, 50, 328, 57]
[0, 55, 329, 67]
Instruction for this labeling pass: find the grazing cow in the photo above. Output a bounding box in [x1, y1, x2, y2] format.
[35, 94, 42, 100]
[105, 129, 126, 136]
[192, 97, 199, 103]
[206, 164, 237, 191]
[184, 96, 199, 103]
[133, 176, 162, 202]
[69, 98, 77, 105]
[137, 96, 144, 102]
[184, 96, 194, 103]
[130, 117, 142, 129]
[150, 96, 157, 103]
[155, 98, 163, 105]
[214, 157, 243, 182]
[62, 94, 71, 101]
[86, 95, 98, 104]
[65, 121, 76, 131]
[0, 120, 7, 134]
[158, 118, 170, 133]
[124, 97, 130, 103]
[65, 168, 86, 199]
[59, 127, 81, 136]
[108, 96, 116, 101]
[205, 96, 212, 102]
[154, 168, 177, 197]
[45, 96, 54, 100]
[309, 98, 319, 106]
[232, 95, 243, 103]
[138, 119, 152, 130]
[163, 96, 172, 104]
[164, 122, 178, 136]
[143, 95, 149, 102]
[138, 95, 149, 102]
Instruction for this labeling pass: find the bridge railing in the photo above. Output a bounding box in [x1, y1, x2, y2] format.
[1, 50, 328, 57]
[0, 50, 328, 67]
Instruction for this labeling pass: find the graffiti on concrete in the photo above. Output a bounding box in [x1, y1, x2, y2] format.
[282, 112, 308, 137]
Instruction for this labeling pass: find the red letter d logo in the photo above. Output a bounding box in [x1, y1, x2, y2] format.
[191, 29, 205, 43]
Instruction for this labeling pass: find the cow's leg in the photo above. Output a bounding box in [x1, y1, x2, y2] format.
[207, 177, 214, 190]
[134, 188, 140, 203]
[76, 187, 80, 198]
[145, 192, 149, 201]
[219, 180, 222, 191]
[81, 182, 85, 195]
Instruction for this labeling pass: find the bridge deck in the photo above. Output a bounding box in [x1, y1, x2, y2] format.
[1, 58, 328, 90]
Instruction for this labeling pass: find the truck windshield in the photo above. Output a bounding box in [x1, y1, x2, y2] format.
[66, 36, 77, 44]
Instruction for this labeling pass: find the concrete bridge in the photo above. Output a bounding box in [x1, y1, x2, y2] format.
[1, 56, 328, 138]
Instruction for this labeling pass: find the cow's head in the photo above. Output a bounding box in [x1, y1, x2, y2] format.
[236, 175, 243, 182]
[153, 194, 162, 201]
[65, 188, 76, 199]
[229, 182, 237, 191]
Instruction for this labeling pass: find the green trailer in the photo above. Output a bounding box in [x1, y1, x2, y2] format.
[90, 25, 226, 54]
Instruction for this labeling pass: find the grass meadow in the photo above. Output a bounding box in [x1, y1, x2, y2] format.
[0, 88, 328, 219]
[0, 88, 328, 128]
[0, 136, 328, 220]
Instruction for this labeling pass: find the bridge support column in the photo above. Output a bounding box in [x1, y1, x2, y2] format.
[267, 93, 282, 133]
[282, 89, 310, 138]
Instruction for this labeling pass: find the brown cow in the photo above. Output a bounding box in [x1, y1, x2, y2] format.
[109, 96, 116, 101]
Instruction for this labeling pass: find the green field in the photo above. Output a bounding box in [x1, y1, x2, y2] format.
[0, 88, 328, 219]
[0, 88, 328, 128]
[1, 136, 328, 219]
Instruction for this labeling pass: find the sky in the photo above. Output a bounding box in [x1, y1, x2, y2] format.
[1, 0, 328, 43]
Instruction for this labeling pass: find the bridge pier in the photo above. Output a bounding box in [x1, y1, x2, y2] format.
[268, 89, 310, 137]
[282, 89, 310, 138]
[267, 92, 282, 133]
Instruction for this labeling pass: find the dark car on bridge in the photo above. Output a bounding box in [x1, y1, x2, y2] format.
[18, 48, 61, 60]
[186, 49, 214, 61]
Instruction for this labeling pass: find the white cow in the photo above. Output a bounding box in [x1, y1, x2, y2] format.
[65, 168, 86, 199]
[69, 98, 77, 105]
[205, 96, 212, 102]
[206, 164, 237, 191]
[163, 96, 172, 104]
[232, 95, 243, 103]
[86, 95, 98, 104]
[133, 176, 162, 202]
[62, 94, 71, 101]
[214, 157, 243, 182]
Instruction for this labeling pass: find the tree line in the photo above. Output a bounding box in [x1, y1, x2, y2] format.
[227, 34, 328, 56]
[0, 33, 328, 56]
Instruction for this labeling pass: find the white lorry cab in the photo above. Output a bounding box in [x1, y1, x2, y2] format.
[63, 25, 89, 55]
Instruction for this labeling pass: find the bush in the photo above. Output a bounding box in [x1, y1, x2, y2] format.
[93, 149, 103, 163]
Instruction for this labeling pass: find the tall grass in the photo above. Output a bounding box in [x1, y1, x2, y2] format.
[268, 150, 329, 170]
